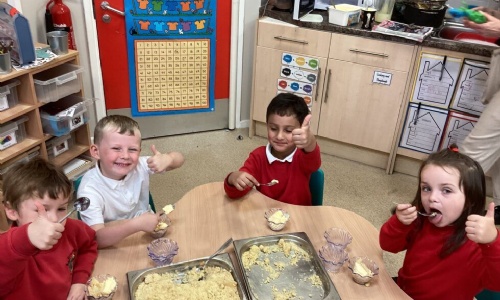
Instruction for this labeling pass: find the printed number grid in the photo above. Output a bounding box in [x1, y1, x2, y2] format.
[135, 39, 210, 112]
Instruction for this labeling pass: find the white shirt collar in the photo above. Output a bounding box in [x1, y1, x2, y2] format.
[266, 143, 296, 164]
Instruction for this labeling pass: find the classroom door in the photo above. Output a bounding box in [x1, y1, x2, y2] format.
[92, 0, 230, 138]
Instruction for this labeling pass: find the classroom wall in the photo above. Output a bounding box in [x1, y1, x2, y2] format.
[18, 0, 263, 129]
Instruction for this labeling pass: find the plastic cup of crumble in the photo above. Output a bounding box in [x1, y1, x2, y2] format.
[86, 274, 117, 300]
[150, 213, 172, 239]
[319, 244, 349, 273]
[348, 256, 379, 286]
[324, 227, 353, 250]
[147, 237, 179, 266]
[264, 208, 290, 231]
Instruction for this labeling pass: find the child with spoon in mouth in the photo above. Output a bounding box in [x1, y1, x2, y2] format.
[380, 144, 500, 300]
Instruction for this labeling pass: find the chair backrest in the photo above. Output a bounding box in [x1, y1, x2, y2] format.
[476, 290, 500, 300]
[310, 168, 324, 206]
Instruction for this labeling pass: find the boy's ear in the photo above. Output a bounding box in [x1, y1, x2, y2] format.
[90, 144, 100, 160]
[4, 202, 19, 221]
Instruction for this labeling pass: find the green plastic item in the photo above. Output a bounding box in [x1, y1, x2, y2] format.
[464, 8, 487, 23]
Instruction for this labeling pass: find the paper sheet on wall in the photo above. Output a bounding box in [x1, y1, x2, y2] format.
[449, 59, 489, 116]
[411, 53, 462, 109]
[399, 103, 448, 154]
[439, 111, 478, 150]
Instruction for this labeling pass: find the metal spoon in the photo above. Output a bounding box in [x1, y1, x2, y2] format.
[260, 179, 279, 187]
[418, 211, 437, 217]
[198, 237, 233, 280]
[58, 197, 90, 223]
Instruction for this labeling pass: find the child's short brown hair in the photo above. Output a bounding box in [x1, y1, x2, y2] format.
[266, 93, 310, 125]
[2, 158, 72, 210]
[94, 115, 140, 145]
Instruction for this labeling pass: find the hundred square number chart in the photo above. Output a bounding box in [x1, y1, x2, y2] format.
[124, 0, 217, 117]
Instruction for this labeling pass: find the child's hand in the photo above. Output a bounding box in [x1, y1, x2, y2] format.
[394, 203, 417, 225]
[147, 145, 171, 173]
[136, 212, 160, 232]
[66, 283, 86, 300]
[466, 202, 498, 244]
[147, 145, 184, 173]
[292, 114, 314, 150]
[27, 201, 65, 250]
[228, 171, 258, 191]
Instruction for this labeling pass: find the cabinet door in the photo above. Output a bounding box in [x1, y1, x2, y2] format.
[252, 46, 328, 134]
[318, 59, 408, 153]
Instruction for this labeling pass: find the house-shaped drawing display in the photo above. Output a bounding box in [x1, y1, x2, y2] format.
[450, 59, 489, 116]
[440, 111, 478, 150]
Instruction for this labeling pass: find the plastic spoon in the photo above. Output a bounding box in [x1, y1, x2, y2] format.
[58, 197, 90, 223]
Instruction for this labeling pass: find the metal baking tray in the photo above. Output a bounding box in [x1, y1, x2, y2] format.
[126, 252, 248, 299]
[233, 232, 341, 300]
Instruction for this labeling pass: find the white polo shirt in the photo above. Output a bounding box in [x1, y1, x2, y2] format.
[78, 157, 153, 226]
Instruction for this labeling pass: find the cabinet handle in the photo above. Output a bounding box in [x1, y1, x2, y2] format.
[314, 67, 321, 101]
[324, 69, 332, 103]
[349, 48, 388, 58]
[273, 36, 309, 45]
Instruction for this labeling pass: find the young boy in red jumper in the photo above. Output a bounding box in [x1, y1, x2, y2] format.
[0, 158, 98, 300]
[224, 93, 321, 205]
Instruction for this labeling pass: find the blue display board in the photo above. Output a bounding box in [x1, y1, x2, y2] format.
[124, 0, 216, 117]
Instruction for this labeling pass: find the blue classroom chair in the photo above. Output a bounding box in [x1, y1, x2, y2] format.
[476, 290, 500, 300]
[310, 168, 324, 206]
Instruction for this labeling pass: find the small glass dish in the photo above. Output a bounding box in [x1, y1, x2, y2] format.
[147, 238, 179, 266]
[86, 274, 117, 300]
[264, 208, 290, 231]
[150, 213, 172, 239]
[324, 227, 352, 250]
[318, 244, 349, 273]
[348, 256, 379, 286]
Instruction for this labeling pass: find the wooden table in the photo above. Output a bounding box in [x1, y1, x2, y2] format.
[92, 182, 410, 299]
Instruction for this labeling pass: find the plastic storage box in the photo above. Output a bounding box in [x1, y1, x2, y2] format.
[0, 115, 28, 151]
[0, 80, 20, 111]
[33, 64, 84, 103]
[329, 4, 362, 26]
[46, 134, 73, 158]
[40, 95, 92, 136]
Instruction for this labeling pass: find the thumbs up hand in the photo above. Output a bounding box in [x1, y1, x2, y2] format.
[292, 114, 316, 152]
[465, 202, 498, 244]
[27, 201, 64, 250]
[147, 144, 172, 174]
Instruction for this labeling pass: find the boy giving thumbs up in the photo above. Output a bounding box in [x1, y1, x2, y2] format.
[224, 93, 321, 205]
[0, 158, 98, 300]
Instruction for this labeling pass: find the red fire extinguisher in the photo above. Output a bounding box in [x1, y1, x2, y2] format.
[46, 0, 76, 50]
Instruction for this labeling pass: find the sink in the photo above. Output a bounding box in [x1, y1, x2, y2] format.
[436, 22, 499, 46]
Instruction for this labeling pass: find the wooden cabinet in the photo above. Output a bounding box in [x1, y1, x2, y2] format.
[0, 50, 92, 179]
[250, 18, 417, 169]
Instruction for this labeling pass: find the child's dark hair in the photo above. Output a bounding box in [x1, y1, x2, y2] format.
[410, 144, 485, 257]
[266, 93, 309, 125]
[2, 158, 73, 210]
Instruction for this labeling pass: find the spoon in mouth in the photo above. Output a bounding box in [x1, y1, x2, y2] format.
[418, 211, 437, 217]
[58, 197, 90, 223]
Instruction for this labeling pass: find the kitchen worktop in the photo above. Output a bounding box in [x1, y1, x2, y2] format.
[260, 8, 496, 57]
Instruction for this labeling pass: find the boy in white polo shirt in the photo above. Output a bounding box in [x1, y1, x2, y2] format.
[77, 115, 184, 248]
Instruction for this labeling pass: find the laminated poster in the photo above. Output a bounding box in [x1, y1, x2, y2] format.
[411, 53, 462, 109]
[439, 111, 478, 150]
[449, 59, 489, 116]
[399, 103, 448, 154]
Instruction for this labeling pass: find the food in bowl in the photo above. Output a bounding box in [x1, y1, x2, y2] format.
[87, 274, 117, 300]
[150, 214, 171, 239]
[348, 256, 379, 286]
[264, 208, 290, 231]
[134, 266, 239, 300]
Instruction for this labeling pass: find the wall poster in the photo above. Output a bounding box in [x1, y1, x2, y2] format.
[449, 59, 489, 116]
[124, 0, 217, 117]
[439, 111, 478, 150]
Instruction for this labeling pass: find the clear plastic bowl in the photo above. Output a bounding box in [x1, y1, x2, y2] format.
[150, 214, 172, 239]
[324, 227, 352, 250]
[264, 208, 290, 231]
[86, 274, 117, 300]
[348, 256, 379, 286]
[318, 244, 349, 273]
[147, 238, 179, 266]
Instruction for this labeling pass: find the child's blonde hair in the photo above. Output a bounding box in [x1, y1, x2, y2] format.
[2, 158, 73, 210]
[94, 115, 140, 145]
